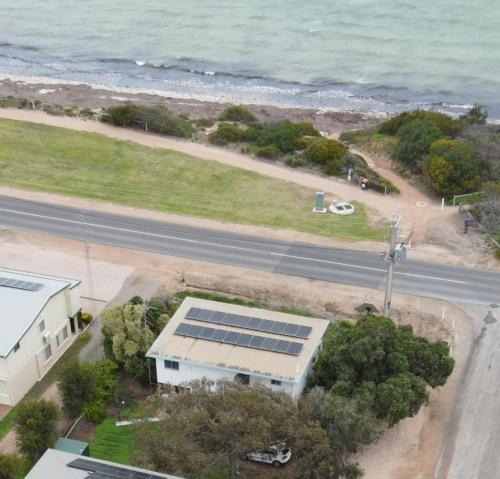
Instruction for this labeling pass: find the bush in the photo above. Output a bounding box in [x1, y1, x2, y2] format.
[208, 123, 245, 145]
[379, 109, 463, 137]
[102, 104, 193, 138]
[218, 105, 257, 124]
[297, 121, 320, 137]
[393, 118, 443, 170]
[305, 138, 348, 176]
[80, 312, 93, 325]
[422, 139, 480, 198]
[194, 117, 215, 128]
[285, 155, 308, 168]
[80, 108, 95, 119]
[496, 248, 500, 260]
[255, 144, 280, 159]
[0, 453, 23, 479]
[252, 120, 306, 153]
[82, 400, 106, 424]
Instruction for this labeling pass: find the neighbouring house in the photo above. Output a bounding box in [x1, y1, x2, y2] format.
[26, 449, 184, 478]
[147, 297, 329, 399]
[0, 268, 81, 406]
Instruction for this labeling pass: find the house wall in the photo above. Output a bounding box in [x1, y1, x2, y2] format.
[155, 358, 297, 398]
[0, 285, 81, 406]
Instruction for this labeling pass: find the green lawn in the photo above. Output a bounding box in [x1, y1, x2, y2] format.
[88, 419, 133, 465]
[0, 118, 385, 241]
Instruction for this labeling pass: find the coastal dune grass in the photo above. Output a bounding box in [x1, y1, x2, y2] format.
[0, 118, 385, 241]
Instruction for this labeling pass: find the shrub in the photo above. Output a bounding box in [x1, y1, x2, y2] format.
[255, 144, 280, 159]
[0, 453, 23, 479]
[393, 118, 443, 170]
[102, 104, 193, 138]
[496, 248, 500, 260]
[285, 155, 308, 168]
[422, 139, 480, 197]
[42, 104, 65, 116]
[297, 121, 320, 137]
[253, 120, 306, 153]
[82, 400, 106, 424]
[305, 138, 348, 176]
[218, 105, 257, 124]
[379, 109, 463, 137]
[208, 123, 245, 145]
[80, 312, 93, 325]
[194, 117, 215, 128]
[79, 108, 95, 119]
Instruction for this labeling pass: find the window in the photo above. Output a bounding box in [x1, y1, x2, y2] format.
[38, 320, 46, 332]
[56, 326, 68, 348]
[13, 342, 20, 353]
[164, 360, 179, 370]
[271, 379, 282, 386]
[44, 344, 52, 361]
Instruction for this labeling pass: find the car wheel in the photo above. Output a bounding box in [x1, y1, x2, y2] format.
[272, 461, 281, 468]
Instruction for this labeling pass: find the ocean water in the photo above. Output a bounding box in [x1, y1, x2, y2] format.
[0, 0, 499, 118]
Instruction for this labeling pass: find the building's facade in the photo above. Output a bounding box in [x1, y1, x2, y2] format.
[0, 268, 81, 406]
[147, 297, 329, 400]
[26, 449, 183, 479]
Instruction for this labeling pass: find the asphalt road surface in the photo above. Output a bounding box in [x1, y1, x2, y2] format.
[1, 195, 498, 306]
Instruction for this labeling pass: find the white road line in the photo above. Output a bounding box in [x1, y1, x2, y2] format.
[0, 206, 469, 285]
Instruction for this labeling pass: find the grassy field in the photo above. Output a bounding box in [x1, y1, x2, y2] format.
[0, 118, 385, 241]
[88, 419, 134, 465]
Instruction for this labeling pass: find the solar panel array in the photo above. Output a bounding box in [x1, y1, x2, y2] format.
[68, 458, 167, 479]
[0, 277, 43, 292]
[185, 307, 312, 339]
[175, 322, 304, 356]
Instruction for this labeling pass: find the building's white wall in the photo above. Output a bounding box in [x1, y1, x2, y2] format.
[156, 358, 297, 398]
[0, 285, 81, 406]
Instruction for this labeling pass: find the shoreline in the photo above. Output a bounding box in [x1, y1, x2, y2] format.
[0, 74, 382, 134]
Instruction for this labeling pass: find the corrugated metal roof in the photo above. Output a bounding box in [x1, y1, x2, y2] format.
[147, 297, 329, 381]
[0, 268, 80, 357]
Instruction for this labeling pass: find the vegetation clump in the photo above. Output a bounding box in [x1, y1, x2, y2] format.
[102, 104, 193, 138]
[305, 137, 348, 175]
[218, 105, 257, 124]
[207, 122, 245, 145]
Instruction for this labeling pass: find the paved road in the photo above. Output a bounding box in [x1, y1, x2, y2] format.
[0, 195, 499, 305]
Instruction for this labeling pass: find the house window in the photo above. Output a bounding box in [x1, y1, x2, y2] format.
[13, 342, 20, 353]
[44, 344, 52, 361]
[271, 379, 282, 386]
[56, 326, 68, 348]
[39, 320, 46, 333]
[164, 360, 179, 370]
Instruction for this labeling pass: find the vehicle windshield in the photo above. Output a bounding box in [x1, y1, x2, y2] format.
[336, 205, 345, 210]
[344, 205, 353, 209]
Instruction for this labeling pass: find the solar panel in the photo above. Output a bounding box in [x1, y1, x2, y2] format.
[175, 322, 303, 356]
[68, 458, 167, 479]
[0, 277, 43, 292]
[184, 307, 312, 339]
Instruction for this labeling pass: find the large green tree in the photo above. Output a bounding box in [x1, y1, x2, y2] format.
[308, 316, 454, 426]
[134, 380, 296, 479]
[14, 400, 58, 463]
[101, 301, 159, 384]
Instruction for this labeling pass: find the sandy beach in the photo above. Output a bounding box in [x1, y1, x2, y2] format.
[0, 74, 381, 135]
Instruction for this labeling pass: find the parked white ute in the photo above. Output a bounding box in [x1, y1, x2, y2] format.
[329, 200, 355, 215]
[247, 443, 292, 467]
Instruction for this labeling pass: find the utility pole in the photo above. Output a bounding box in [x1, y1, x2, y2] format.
[383, 215, 400, 316]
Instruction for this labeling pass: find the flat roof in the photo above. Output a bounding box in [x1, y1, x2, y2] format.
[26, 449, 183, 479]
[147, 297, 329, 381]
[0, 268, 80, 357]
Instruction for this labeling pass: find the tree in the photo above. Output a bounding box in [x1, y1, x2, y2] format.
[14, 400, 58, 463]
[58, 357, 96, 418]
[0, 453, 23, 479]
[101, 302, 155, 384]
[393, 118, 442, 170]
[308, 316, 454, 426]
[134, 380, 296, 479]
[423, 138, 480, 197]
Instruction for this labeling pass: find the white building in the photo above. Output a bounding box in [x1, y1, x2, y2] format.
[0, 268, 81, 406]
[147, 297, 329, 399]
